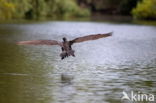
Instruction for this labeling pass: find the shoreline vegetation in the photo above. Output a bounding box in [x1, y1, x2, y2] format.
[0, 16, 156, 26]
[0, 0, 156, 25]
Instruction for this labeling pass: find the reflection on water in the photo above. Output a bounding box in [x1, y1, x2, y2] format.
[0, 22, 156, 103]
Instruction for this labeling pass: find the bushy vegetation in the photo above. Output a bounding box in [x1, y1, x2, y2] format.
[0, 0, 15, 20]
[119, 0, 139, 15]
[77, 0, 139, 15]
[0, 0, 90, 20]
[132, 0, 156, 20]
[0, 0, 156, 21]
[53, 0, 90, 18]
[78, 0, 156, 20]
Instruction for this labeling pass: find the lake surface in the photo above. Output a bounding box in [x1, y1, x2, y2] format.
[0, 21, 156, 103]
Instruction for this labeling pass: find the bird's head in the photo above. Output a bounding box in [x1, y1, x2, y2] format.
[62, 37, 67, 42]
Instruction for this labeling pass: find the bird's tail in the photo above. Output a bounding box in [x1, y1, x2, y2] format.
[68, 50, 75, 57]
[60, 50, 75, 60]
[60, 52, 68, 60]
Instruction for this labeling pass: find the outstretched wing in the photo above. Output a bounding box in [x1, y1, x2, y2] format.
[17, 40, 62, 47]
[69, 32, 112, 45]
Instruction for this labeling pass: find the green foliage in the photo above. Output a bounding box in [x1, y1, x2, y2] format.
[77, 0, 139, 15]
[0, 0, 90, 21]
[119, 0, 139, 15]
[132, 0, 156, 20]
[0, 0, 15, 20]
[11, 0, 32, 18]
[58, 0, 90, 18]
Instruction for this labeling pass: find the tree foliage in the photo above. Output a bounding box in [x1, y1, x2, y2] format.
[0, 0, 90, 20]
[132, 0, 156, 20]
[1, 0, 155, 21]
[77, 0, 139, 15]
[0, 0, 15, 20]
[119, 0, 139, 15]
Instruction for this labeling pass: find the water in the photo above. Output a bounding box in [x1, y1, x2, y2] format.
[0, 21, 156, 103]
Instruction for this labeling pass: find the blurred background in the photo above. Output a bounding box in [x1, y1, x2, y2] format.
[0, 0, 156, 24]
[0, 0, 156, 103]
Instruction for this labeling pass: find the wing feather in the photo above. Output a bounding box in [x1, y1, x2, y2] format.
[70, 32, 112, 45]
[17, 40, 62, 46]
